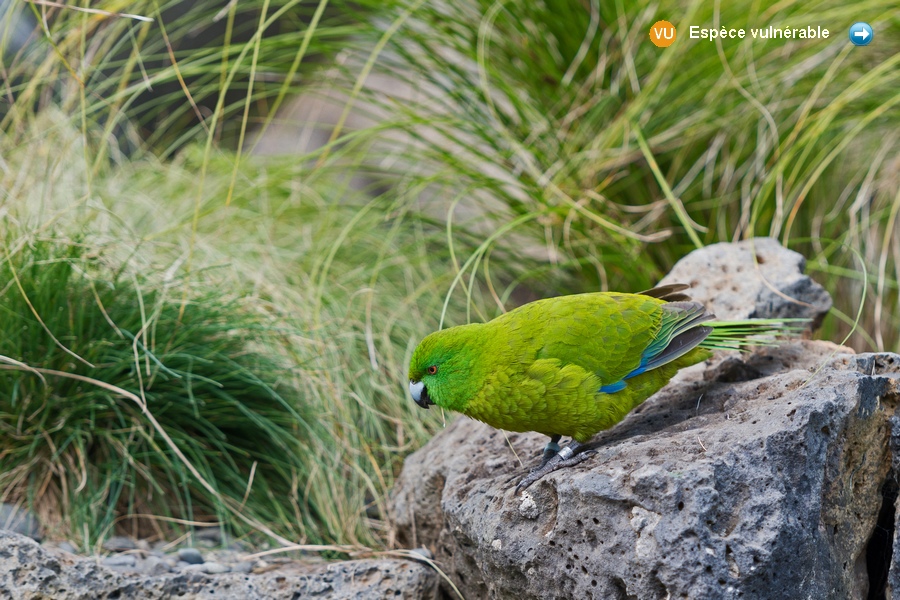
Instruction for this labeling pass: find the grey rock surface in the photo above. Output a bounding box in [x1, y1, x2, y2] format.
[391, 343, 900, 600]
[659, 237, 832, 325]
[0, 531, 438, 600]
[389, 240, 897, 599]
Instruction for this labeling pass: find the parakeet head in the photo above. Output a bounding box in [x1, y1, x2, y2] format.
[408, 324, 485, 413]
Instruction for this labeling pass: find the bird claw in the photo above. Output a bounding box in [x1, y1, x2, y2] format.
[515, 448, 594, 494]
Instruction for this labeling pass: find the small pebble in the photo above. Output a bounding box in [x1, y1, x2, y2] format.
[232, 561, 254, 573]
[103, 536, 137, 552]
[518, 491, 539, 520]
[57, 541, 78, 554]
[252, 559, 271, 573]
[103, 554, 137, 568]
[202, 561, 231, 574]
[144, 555, 171, 575]
[410, 547, 433, 560]
[194, 527, 224, 545]
[177, 547, 204, 564]
[180, 563, 207, 573]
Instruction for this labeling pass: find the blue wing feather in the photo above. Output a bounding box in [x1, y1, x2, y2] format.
[599, 380, 627, 394]
[615, 302, 714, 386]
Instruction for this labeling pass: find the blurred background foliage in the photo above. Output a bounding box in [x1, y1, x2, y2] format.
[0, 0, 897, 549]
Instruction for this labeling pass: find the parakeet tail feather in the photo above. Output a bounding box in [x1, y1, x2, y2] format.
[701, 318, 809, 351]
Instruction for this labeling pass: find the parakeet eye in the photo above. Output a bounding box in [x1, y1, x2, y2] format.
[427, 365, 438, 375]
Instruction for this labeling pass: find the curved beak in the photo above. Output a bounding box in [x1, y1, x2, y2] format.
[409, 380, 433, 409]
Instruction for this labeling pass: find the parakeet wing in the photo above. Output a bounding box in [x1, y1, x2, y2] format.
[638, 283, 692, 302]
[496, 292, 712, 391]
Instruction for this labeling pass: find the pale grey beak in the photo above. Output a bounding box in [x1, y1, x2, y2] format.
[409, 380, 432, 409]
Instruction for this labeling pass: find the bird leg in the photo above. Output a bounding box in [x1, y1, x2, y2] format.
[516, 440, 593, 494]
[539, 434, 562, 467]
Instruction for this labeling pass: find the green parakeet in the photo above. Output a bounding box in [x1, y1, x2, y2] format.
[408, 284, 802, 491]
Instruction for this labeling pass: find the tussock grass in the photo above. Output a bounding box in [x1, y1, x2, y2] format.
[319, 0, 900, 350]
[0, 112, 501, 547]
[0, 234, 324, 547]
[0, 234, 318, 542]
[0, 0, 356, 156]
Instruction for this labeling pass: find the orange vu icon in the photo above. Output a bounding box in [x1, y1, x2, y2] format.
[650, 20, 676, 47]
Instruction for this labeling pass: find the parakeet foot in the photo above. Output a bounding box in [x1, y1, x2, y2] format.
[538, 435, 562, 468]
[515, 442, 594, 494]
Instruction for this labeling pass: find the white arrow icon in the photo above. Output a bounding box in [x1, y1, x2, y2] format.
[854, 29, 869, 40]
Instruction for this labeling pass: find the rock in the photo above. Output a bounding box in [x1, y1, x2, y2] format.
[177, 547, 204, 564]
[143, 555, 171, 575]
[193, 526, 225, 545]
[203, 562, 230, 574]
[0, 504, 41, 541]
[284, 559, 437, 599]
[102, 554, 137, 568]
[186, 561, 230, 574]
[252, 559, 271, 574]
[102, 536, 137, 552]
[232, 560, 254, 573]
[388, 241, 900, 599]
[0, 530, 438, 599]
[659, 237, 832, 325]
[179, 563, 208, 574]
[390, 343, 900, 599]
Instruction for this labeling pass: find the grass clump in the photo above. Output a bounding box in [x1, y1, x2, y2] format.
[0, 236, 320, 548]
[0, 114, 503, 548]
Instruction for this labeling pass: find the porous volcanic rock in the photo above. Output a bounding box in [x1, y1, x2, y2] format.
[390, 239, 899, 600]
[0, 531, 438, 600]
[658, 237, 832, 325]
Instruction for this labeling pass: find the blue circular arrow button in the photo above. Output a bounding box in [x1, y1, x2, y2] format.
[849, 22, 874, 46]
